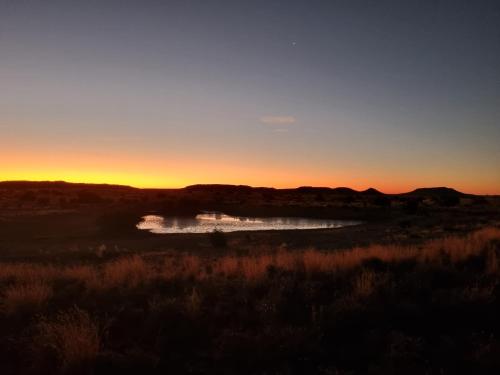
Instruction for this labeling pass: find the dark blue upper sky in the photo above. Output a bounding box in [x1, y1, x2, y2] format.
[1, 0, 499, 192]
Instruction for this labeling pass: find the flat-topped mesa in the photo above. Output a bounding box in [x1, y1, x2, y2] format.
[295, 187, 359, 195]
[185, 184, 261, 193]
[405, 187, 469, 197]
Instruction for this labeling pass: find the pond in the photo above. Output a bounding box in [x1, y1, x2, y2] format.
[136, 212, 360, 234]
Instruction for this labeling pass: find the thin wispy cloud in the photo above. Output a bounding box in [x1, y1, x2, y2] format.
[259, 116, 296, 125]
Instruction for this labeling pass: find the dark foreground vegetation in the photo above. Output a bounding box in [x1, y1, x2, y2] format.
[1, 181, 500, 374]
[1, 226, 500, 374]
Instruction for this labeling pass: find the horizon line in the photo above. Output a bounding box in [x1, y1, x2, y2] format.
[1, 179, 496, 196]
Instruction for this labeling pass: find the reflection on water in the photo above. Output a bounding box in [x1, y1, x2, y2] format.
[137, 212, 360, 234]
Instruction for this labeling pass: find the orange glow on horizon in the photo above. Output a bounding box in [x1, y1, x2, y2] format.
[1, 149, 498, 195]
[1, 170, 498, 195]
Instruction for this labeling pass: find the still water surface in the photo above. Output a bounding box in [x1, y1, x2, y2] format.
[137, 212, 360, 234]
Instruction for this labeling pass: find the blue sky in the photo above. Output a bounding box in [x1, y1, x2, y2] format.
[1, 0, 499, 192]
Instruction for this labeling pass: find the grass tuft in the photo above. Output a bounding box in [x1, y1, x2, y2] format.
[33, 307, 100, 373]
[2, 282, 53, 315]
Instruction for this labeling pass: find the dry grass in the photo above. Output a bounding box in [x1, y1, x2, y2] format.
[201, 226, 500, 281]
[0, 226, 497, 374]
[2, 282, 53, 314]
[0, 263, 98, 286]
[352, 270, 380, 298]
[420, 227, 500, 263]
[0, 263, 59, 284]
[33, 307, 100, 372]
[0, 226, 498, 294]
[101, 255, 149, 289]
[0, 256, 148, 296]
[211, 254, 274, 280]
[163, 254, 203, 280]
[61, 265, 99, 289]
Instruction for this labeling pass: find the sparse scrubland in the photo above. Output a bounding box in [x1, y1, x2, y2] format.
[1, 226, 500, 374]
[1, 182, 499, 373]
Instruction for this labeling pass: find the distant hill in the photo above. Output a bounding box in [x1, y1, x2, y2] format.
[0, 181, 478, 197]
[404, 187, 469, 197]
[295, 186, 354, 194]
[330, 187, 358, 195]
[0, 180, 136, 191]
[361, 188, 383, 195]
[185, 184, 275, 193]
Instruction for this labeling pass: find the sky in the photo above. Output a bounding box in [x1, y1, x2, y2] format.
[1, 0, 499, 194]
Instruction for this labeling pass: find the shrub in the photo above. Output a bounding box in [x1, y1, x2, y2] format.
[33, 307, 100, 374]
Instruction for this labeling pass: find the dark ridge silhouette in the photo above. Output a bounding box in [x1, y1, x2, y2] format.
[361, 188, 383, 195]
[185, 184, 252, 191]
[294, 186, 360, 194]
[0, 180, 136, 191]
[295, 186, 337, 193]
[404, 187, 469, 197]
[330, 187, 358, 195]
[184, 184, 272, 193]
[0, 180, 480, 197]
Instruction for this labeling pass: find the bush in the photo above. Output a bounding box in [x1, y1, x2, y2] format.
[33, 307, 100, 374]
